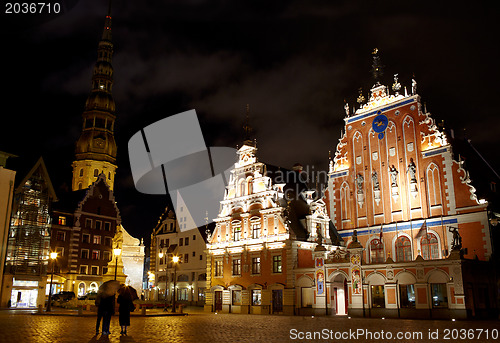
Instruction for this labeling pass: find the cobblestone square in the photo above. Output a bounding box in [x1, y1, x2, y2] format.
[0, 310, 498, 343]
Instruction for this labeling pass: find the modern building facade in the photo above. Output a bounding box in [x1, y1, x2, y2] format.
[2, 158, 57, 308]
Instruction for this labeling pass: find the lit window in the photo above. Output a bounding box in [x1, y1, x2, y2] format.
[233, 227, 241, 241]
[93, 235, 101, 245]
[58, 216, 67, 225]
[371, 285, 385, 308]
[421, 233, 439, 260]
[272, 255, 282, 273]
[214, 260, 223, 277]
[369, 238, 384, 263]
[252, 224, 260, 239]
[431, 283, 448, 308]
[252, 257, 261, 274]
[399, 284, 415, 308]
[395, 236, 412, 262]
[251, 289, 261, 305]
[232, 259, 241, 276]
[232, 290, 242, 305]
[92, 250, 100, 260]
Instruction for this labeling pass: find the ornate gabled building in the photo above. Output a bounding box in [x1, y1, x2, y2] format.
[321, 51, 496, 319]
[205, 138, 341, 315]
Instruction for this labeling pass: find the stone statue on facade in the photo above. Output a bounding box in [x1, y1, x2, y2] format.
[355, 174, 364, 194]
[344, 101, 350, 117]
[389, 165, 399, 187]
[407, 158, 417, 184]
[371, 171, 379, 191]
[449, 227, 462, 250]
[113, 225, 123, 250]
[412, 78, 417, 95]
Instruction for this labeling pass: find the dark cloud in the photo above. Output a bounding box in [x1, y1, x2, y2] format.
[1, 0, 499, 242]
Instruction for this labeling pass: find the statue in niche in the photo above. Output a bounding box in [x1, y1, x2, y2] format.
[355, 174, 364, 194]
[389, 165, 399, 187]
[407, 158, 417, 184]
[352, 230, 358, 243]
[449, 227, 462, 250]
[371, 171, 380, 191]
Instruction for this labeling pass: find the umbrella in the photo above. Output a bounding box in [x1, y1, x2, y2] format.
[98, 280, 121, 298]
[118, 285, 139, 301]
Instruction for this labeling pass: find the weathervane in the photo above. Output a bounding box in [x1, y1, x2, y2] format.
[392, 73, 401, 96]
[371, 48, 383, 85]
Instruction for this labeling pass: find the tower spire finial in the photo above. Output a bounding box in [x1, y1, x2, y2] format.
[243, 104, 254, 146]
[371, 48, 383, 86]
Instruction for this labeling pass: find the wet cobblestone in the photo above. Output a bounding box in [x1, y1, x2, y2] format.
[0, 311, 498, 343]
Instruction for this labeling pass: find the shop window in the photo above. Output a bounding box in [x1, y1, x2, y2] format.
[198, 288, 205, 302]
[371, 285, 385, 308]
[177, 288, 188, 301]
[399, 284, 415, 308]
[232, 258, 241, 276]
[252, 257, 261, 274]
[232, 290, 242, 305]
[431, 283, 448, 308]
[272, 255, 282, 273]
[214, 260, 223, 277]
[251, 289, 262, 306]
[395, 236, 412, 262]
[421, 233, 439, 260]
[369, 238, 384, 263]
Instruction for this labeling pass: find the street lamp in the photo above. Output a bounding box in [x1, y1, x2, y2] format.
[158, 251, 167, 307]
[46, 252, 58, 312]
[172, 255, 179, 313]
[113, 248, 121, 280]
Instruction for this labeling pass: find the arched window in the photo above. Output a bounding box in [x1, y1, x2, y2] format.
[89, 282, 98, 293]
[79, 168, 84, 177]
[177, 274, 189, 282]
[238, 179, 246, 197]
[395, 236, 412, 262]
[78, 183, 83, 190]
[370, 239, 384, 263]
[421, 233, 439, 260]
[94, 169, 99, 177]
[247, 177, 253, 195]
[78, 282, 86, 297]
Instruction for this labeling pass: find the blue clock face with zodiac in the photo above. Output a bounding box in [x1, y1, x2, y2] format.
[372, 114, 388, 139]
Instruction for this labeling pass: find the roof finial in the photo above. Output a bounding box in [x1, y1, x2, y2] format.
[243, 104, 254, 145]
[371, 48, 383, 86]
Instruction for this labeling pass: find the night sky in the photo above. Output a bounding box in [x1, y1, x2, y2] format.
[1, 1, 499, 245]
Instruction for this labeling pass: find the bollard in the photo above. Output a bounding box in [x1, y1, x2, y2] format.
[141, 306, 146, 316]
[38, 305, 43, 314]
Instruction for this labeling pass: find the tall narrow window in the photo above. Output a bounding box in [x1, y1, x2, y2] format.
[252, 257, 261, 274]
[272, 255, 282, 273]
[395, 236, 412, 262]
[421, 233, 439, 260]
[232, 258, 241, 276]
[399, 284, 415, 308]
[233, 227, 241, 241]
[214, 260, 223, 277]
[370, 238, 384, 263]
[371, 285, 385, 308]
[252, 224, 260, 239]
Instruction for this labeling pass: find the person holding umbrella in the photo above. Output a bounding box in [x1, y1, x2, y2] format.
[96, 280, 120, 335]
[117, 285, 138, 335]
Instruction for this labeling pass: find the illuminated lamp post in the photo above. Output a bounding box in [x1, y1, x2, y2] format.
[113, 248, 122, 281]
[46, 252, 58, 312]
[171, 255, 179, 313]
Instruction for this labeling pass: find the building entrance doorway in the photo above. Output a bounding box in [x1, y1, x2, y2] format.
[272, 289, 283, 313]
[214, 291, 222, 312]
[330, 274, 347, 315]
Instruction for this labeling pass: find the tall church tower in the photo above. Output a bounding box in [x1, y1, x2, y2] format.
[72, 4, 117, 191]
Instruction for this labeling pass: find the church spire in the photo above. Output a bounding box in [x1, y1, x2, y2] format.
[72, 2, 117, 191]
[242, 104, 255, 147]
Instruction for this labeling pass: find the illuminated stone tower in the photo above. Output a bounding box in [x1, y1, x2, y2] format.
[72, 4, 117, 191]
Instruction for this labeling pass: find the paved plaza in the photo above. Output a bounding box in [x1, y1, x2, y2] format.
[0, 310, 498, 343]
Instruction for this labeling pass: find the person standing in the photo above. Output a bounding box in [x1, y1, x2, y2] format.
[117, 287, 135, 335]
[96, 294, 115, 335]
